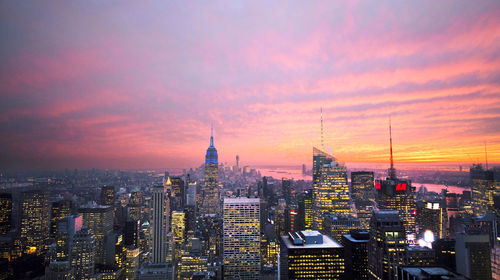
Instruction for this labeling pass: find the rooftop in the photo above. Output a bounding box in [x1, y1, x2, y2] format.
[282, 231, 342, 249]
[224, 197, 260, 204]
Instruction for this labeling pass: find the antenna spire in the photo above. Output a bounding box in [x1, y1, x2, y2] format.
[485, 141, 489, 170]
[321, 108, 324, 152]
[389, 116, 396, 179]
[210, 124, 214, 147]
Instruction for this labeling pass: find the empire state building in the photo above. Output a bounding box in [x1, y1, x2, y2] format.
[201, 128, 220, 215]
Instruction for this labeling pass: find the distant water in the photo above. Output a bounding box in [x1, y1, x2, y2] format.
[255, 166, 469, 194]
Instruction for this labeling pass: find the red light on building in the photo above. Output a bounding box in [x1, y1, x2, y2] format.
[395, 183, 407, 191]
[375, 181, 381, 190]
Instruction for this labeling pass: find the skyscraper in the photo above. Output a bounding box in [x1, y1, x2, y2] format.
[71, 228, 96, 280]
[201, 128, 220, 215]
[171, 211, 185, 261]
[223, 197, 260, 279]
[297, 190, 313, 231]
[342, 230, 369, 280]
[19, 189, 50, 255]
[375, 120, 416, 237]
[0, 193, 12, 235]
[282, 178, 291, 205]
[470, 164, 495, 216]
[151, 184, 169, 264]
[50, 199, 72, 239]
[78, 205, 114, 264]
[280, 230, 345, 279]
[351, 171, 375, 229]
[312, 148, 350, 230]
[368, 210, 406, 280]
[128, 189, 142, 222]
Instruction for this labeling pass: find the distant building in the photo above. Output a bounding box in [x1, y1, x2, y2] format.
[368, 210, 406, 280]
[137, 262, 173, 280]
[282, 178, 292, 205]
[128, 189, 142, 222]
[0, 193, 12, 235]
[223, 197, 260, 279]
[101, 186, 115, 206]
[280, 230, 345, 279]
[342, 230, 369, 280]
[171, 211, 185, 261]
[201, 129, 220, 215]
[470, 164, 495, 216]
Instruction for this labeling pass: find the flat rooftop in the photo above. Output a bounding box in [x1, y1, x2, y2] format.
[282, 231, 342, 249]
[224, 197, 260, 204]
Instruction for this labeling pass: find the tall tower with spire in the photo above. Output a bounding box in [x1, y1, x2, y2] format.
[201, 126, 220, 215]
[375, 117, 416, 239]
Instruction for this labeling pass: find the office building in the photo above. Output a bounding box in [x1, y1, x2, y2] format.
[342, 230, 369, 280]
[416, 201, 445, 240]
[128, 189, 142, 222]
[45, 261, 74, 280]
[78, 205, 114, 264]
[201, 129, 220, 215]
[313, 148, 350, 230]
[171, 211, 185, 260]
[432, 238, 456, 271]
[455, 232, 492, 279]
[405, 246, 435, 267]
[470, 164, 495, 216]
[151, 184, 169, 264]
[492, 244, 500, 280]
[351, 172, 375, 229]
[297, 190, 313, 231]
[368, 210, 406, 280]
[282, 178, 292, 205]
[19, 189, 50, 255]
[71, 228, 96, 280]
[223, 197, 260, 279]
[55, 215, 83, 261]
[280, 230, 345, 279]
[50, 199, 72, 239]
[0, 193, 12, 235]
[125, 246, 140, 280]
[170, 177, 185, 211]
[323, 215, 361, 243]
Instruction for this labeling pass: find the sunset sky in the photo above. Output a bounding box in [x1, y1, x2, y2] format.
[1, 1, 500, 170]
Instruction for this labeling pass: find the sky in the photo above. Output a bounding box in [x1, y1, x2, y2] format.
[1, 1, 500, 170]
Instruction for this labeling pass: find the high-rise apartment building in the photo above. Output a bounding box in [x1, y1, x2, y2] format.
[201, 129, 220, 215]
[78, 205, 114, 264]
[19, 189, 50, 255]
[223, 197, 260, 280]
[313, 149, 350, 230]
[280, 230, 345, 279]
[368, 210, 406, 280]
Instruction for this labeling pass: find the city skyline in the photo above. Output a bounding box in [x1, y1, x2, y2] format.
[1, 1, 500, 170]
